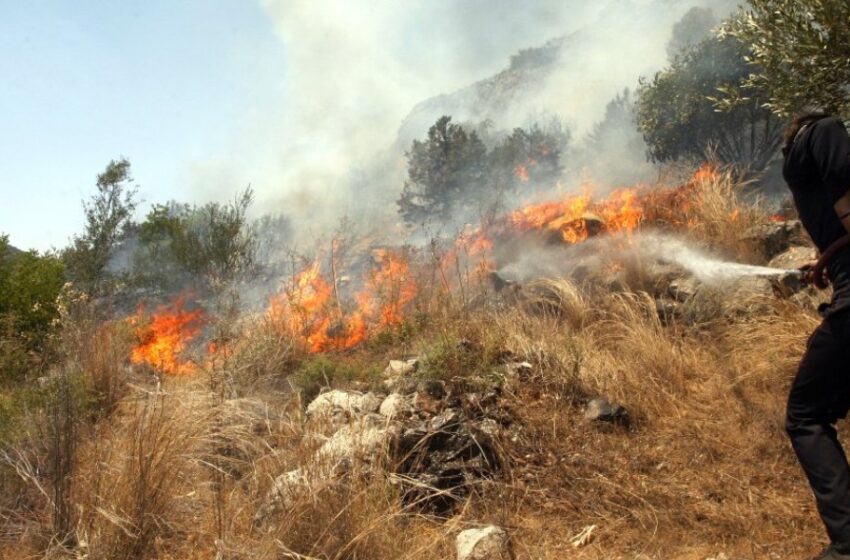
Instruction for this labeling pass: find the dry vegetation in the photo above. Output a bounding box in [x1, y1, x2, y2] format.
[0, 169, 835, 559]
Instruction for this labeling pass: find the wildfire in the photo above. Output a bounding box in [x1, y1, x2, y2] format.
[514, 164, 530, 183]
[125, 162, 741, 365]
[507, 186, 642, 244]
[131, 298, 206, 374]
[691, 162, 719, 184]
[268, 250, 418, 353]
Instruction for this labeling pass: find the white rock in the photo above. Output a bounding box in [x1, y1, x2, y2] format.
[383, 358, 420, 378]
[456, 525, 511, 560]
[379, 392, 413, 419]
[316, 413, 393, 467]
[256, 414, 396, 524]
[306, 390, 383, 419]
[255, 469, 309, 521]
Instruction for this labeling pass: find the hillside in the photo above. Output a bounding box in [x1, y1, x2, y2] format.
[1, 168, 832, 559]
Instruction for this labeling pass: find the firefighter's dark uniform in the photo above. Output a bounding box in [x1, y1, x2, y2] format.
[783, 116, 850, 551]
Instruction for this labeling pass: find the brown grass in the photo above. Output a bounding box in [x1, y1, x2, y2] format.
[0, 169, 832, 559]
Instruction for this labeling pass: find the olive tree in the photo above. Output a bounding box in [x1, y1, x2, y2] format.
[721, 0, 850, 116]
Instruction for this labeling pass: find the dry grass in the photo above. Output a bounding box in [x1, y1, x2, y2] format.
[0, 169, 833, 559]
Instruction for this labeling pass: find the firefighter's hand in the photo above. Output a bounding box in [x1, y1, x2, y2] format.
[798, 261, 817, 286]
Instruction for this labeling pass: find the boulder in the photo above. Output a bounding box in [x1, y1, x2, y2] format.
[413, 380, 446, 414]
[585, 397, 630, 427]
[255, 413, 396, 525]
[456, 526, 511, 560]
[254, 469, 310, 522]
[384, 357, 420, 377]
[259, 379, 507, 522]
[316, 413, 395, 469]
[722, 276, 776, 316]
[769, 245, 816, 271]
[306, 390, 383, 421]
[743, 219, 803, 259]
[379, 392, 414, 419]
[382, 358, 421, 392]
[669, 276, 701, 302]
[655, 299, 679, 324]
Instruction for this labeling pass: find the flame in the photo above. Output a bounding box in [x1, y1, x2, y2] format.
[514, 164, 530, 183]
[507, 186, 641, 244]
[268, 260, 339, 353]
[131, 298, 206, 374]
[690, 162, 719, 184]
[356, 249, 418, 328]
[267, 251, 418, 353]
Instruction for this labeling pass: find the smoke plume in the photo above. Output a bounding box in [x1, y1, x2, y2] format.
[244, 0, 738, 244]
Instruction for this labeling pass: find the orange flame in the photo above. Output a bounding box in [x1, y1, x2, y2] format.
[507, 186, 642, 244]
[131, 299, 206, 374]
[514, 164, 530, 183]
[690, 162, 719, 184]
[267, 251, 418, 353]
[356, 249, 418, 328]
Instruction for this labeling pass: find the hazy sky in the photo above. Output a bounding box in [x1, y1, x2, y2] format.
[1, 0, 724, 252]
[0, 1, 286, 251]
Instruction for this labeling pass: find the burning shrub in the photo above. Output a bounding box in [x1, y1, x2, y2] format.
[130, 298, 207, 375]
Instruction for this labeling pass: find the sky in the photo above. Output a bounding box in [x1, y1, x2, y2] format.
[0, 0, 727, 252]
[0, 1, 286, 251]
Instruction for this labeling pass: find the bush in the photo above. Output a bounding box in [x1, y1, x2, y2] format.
[0, 236, 66, 384]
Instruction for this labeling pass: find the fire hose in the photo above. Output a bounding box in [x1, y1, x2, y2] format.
[804, 233, 850, 289]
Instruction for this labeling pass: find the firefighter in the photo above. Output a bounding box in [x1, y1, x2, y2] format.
[782, 113, 850, 560]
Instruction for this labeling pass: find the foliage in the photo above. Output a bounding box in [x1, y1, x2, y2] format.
[721, 0, 850, 116]
[64, 159, 138, 295]
[0, 234, 65, 383]
[666, 7, 717, 62]
[132, 189, 259, 288]
[398, 116, 568, 226]
[397, 116, 488, 226]
[488, 122, 566, 193]
[636, 35, 783, 172]
[584, 89, 641, 155]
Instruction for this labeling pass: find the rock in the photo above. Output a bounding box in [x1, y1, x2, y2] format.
[384, 358, 420, 378]
[743, 219, 803, 259]
[260, 379, 507, 522]
[669, 276, 701, 302]
[722, 276, 776, 316]
[776, 270, 805, 295]
[254, 469, 310, 522]
[379, 393, 413, 419]
[585, 397, 630, 427]
[769, 244, 816, 270]
[581, 213, 605, 237]
[382, 358, 421, 392]
[316, 413, 395, 469]
[255, 413, 396, 525]
[306, 390, 383, 420]
[647, 262, 685, 296]
[486, 271, 517, 293]
[456, 526, 511, 560]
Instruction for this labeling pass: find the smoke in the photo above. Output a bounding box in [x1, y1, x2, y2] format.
[497, 231, 792, 285]
[238, 0, 739, 245]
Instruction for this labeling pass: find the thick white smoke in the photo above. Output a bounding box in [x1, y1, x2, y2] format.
[249, 0, 737, 243]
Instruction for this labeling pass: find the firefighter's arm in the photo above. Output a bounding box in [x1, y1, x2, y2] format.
[837, 191, 850, 234]
[810, 118, 850, 231]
